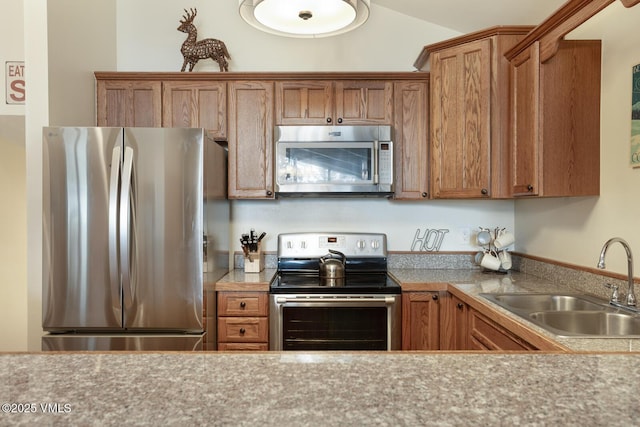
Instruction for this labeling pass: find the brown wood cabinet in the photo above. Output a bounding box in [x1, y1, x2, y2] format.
[275, 80, 393, 125]
[467, 306, 537, 350]
[96, 79, 162, 127]
[440, 293, 468, 350]
[162, 81, 227, 140]
[217, 291, 269, 351]
[393, 80, 430, 200]
[203, 289, 216, 351]
[508, 40, 601, 197]
[227, 80, 275, 199]
[401, 291, 441, 350]
[427, 27, 532, 199]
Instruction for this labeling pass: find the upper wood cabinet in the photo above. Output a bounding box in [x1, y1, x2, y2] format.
[227, 80, 275, 199]
[393, 80, 429, 200]
[426, 27, 533, 199]
[508, 40, 601, 197]
[335, 80, 393, 124]
[275, 79, 393, 125]
[162, 81, 227, 140]
[96, 79, 162, 127]
[275, 80, 333, 125]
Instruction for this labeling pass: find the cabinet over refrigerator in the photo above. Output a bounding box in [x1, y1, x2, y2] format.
[41, 127, 229, 351]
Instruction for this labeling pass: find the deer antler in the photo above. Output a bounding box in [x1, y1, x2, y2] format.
[180, 8, 197, 24]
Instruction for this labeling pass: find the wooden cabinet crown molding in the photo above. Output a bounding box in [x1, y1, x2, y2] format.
[95, 71, 429, 82]
[413, 25, 535, 70]
[504, 0, 638, 63]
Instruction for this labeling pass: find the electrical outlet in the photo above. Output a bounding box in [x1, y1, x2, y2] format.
[459, 227, 471, 244]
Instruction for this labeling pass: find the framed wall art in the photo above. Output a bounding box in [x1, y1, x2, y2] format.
[630, 63, 640, 167]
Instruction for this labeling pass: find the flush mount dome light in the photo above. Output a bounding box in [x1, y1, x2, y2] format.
[239, 0, 370, 38]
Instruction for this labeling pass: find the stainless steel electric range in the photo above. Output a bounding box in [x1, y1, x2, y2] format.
[269, 232, 401, 351]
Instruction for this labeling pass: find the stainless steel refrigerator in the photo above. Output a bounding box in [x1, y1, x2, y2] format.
[41, 127, 229, 351]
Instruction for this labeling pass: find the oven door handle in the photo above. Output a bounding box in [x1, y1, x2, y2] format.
[275, 296, 396, 304]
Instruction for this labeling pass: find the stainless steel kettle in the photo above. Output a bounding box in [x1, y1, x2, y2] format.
[319, 249, 346, 279]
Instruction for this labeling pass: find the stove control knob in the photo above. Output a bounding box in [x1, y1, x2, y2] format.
[371, 240, 380, 250]
[356, 240, 366, 250]
[300, 241, 307, 249]
[286, 240, 293, 249]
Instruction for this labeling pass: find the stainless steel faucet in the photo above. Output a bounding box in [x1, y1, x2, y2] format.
[597, 237, 637, 307]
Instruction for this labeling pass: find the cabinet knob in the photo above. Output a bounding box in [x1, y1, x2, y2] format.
[337, 118, 343, 124]
[239, 328, 246, 334]
[432, 294, 439, 301]
[266, 190, 273, 196]
[240, 301, 246, 308]
[481, 188, 488, 195]
[421, 192, 428, 198]
[326, 117, 332, 123]
[457, 303, 464, 310]
[527, 185, 534, 192]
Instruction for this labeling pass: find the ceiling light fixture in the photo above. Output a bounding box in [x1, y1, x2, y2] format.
[239, 0, 370, 38]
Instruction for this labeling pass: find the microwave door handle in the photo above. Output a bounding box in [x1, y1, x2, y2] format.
[373, 139, 379, 184]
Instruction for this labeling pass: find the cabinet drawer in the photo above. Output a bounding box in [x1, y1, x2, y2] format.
[218, 342, 269, 351]
[217, 292, 268, 316]
[217, 317, 268, 342]
[468, 308, 536, 351]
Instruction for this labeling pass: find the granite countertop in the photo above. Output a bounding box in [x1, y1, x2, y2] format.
[211, 268, 640, 352]
[1, 352, 638, 426]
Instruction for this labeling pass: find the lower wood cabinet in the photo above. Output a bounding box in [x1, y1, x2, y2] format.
[440, 293, 468, 350]
[467, 306, 537, 350]
[217, 291, 269, 350]
[401, 291, 441, 350]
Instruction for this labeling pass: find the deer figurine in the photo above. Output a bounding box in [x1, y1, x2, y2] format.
[178, 8, 231, 72]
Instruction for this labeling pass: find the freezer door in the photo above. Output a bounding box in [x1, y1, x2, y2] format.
[42, 127, 124, 331]
[122, 128, 204, 331]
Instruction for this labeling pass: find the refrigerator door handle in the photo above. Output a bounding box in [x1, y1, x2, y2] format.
[120, 146, 135, 309]
[108, 145, 122, 315]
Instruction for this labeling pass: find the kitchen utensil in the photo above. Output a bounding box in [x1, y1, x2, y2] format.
[319, 249, 346, 279]
[476, 228, 492, 246]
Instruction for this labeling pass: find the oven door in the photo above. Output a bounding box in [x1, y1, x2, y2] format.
[269, 294, 401, 351]
[275, 141, 393, 194]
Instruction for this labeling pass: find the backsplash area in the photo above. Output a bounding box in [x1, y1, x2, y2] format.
[234, 251, 628, 303]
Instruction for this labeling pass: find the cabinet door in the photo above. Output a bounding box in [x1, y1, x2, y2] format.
[275, 80, 333, 125]
[162, 81, 227, 140]
[430, 39, 491, 198]
[440, 293, 468, 350]
[227, 81, 275, 199]
[96, 80, 161, 127]
[510, 43, 540, 196]
[393, 81, 429, 199]
[335, 80, 393, 124]
[401, 291, 440, 350]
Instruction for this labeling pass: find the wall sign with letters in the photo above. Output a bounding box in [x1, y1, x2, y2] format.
[631, 63, 640, 167]
[5, 61, 25, 105]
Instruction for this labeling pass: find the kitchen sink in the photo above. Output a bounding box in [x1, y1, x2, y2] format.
[486, 293, 607, 312]
[479, 293, 640, 337]
[529, 311, 640, 336]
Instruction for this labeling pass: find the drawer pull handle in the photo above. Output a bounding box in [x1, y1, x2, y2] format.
[239, 328, 246, 334]
[240, 301, 246, 308]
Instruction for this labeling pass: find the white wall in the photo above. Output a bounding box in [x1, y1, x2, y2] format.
[515, 2, 640, 277]
[0, 0, 27, 351]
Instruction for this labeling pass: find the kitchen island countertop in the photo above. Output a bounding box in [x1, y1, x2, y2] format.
[0, 351, 638, 426]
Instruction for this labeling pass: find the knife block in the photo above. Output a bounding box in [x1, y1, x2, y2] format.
[244, 248, 264, 273]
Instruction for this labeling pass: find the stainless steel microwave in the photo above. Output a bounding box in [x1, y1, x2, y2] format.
[274, 125, 393, 196]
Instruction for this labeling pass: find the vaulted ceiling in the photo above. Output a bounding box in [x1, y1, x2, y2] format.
[372, 0, 567, 33]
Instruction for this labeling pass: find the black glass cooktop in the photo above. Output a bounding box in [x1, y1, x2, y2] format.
[270, 272, 401, 294]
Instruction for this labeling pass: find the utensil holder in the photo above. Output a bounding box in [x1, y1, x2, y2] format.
[244, 248, 264, 273]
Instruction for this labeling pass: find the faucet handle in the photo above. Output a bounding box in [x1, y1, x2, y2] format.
[604, 283, 619, 303]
